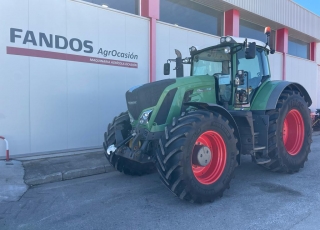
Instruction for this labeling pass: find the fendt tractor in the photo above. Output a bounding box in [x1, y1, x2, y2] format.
[103, 27, 312, 203]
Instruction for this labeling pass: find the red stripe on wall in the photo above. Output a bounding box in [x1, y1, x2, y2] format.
[310, 42, 316, 62]
[6, 46, 138, 68]
[224, 9, 239, 36]
[149, 18, 157, 82]
[141, 0, 159, 82]
[276, 28, 288, 53]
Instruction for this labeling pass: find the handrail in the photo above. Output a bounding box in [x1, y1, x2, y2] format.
[0, 136, 9, 161]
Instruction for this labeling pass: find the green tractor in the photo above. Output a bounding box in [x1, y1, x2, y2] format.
[103, 27, 312, 203]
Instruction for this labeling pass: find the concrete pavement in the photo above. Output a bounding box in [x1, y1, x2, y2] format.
[1, 131, 319, 204]
[1, 139, 320, 230]
[0, 161, 28, 202]
[0, 151, 114, 203]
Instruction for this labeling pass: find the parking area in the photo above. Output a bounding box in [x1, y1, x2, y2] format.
[1, 134, 320, 230]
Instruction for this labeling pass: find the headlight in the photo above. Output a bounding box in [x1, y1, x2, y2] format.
[224, 47, 231, 53]
[189, 46, 198, 55]
[139, 110, 152, 125]
[226, 36, 232, 42]
[189, 46, 197, 52]
[220, 37, 226, 43]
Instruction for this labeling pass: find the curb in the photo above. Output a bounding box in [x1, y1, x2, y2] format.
[24, 133, 320, 186]
[25, 165, 115, 186]
[25, 172, 62, 186]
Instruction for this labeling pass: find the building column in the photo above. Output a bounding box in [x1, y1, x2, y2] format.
[276, 28, 288, 80]
[310, 42, 316, 62]
[276, 28, 288, 53]
[224, 9, 239, 36]
[141, 0, 159, 82]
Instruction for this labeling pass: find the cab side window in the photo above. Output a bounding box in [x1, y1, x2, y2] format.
[237, 48, 266, 90]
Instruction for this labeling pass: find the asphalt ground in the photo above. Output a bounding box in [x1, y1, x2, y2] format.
[1, 135, 320, 230]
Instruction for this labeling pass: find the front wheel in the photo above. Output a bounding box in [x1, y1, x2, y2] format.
[155, 110, 239, 203]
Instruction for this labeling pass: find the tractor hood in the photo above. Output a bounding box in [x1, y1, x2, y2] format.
[126, 79, 176, 120]
[125, 76, 216, 126]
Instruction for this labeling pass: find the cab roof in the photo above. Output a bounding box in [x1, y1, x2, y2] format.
[221, 36, 270, 50]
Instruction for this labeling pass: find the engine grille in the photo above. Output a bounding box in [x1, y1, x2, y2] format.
[126, 79, 176, 120]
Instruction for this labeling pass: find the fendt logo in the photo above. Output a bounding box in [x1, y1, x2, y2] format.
[10, 28, 94, 53]
[7, 28, 138, 68]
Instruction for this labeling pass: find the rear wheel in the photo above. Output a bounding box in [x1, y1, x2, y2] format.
[263, 90, 312, 173]
[155, 110, 239, 203]
[103, 112, 154, 175]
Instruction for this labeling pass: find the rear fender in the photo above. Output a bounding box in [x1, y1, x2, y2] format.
[251, 81, 312, 110]
[184, 102, 241, 164]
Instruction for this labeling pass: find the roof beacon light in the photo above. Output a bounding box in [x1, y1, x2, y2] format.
[264, 26, 275, 54]
[264, 27, 271, 36]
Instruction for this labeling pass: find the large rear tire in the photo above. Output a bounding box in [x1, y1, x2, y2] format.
[103, 112, 154, 175]
[155, 110, 239, 203]
[263, 90, 312, 173]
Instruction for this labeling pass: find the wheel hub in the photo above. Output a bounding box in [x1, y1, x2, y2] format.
[193, 145, 212, 167]
[191, 131, 227, 185]
[283, 109, 305, 156]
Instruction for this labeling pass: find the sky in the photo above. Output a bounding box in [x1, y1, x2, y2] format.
[293, 0, 320, 16]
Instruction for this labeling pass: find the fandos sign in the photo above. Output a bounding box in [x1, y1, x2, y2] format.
[7, 28, 138, 68]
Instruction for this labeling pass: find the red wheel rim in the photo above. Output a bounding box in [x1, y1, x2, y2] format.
[283, 109, 305, 156]
[192, 131, 227, 185]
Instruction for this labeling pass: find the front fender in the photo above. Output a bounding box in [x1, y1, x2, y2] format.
[251, 81, 312, 110]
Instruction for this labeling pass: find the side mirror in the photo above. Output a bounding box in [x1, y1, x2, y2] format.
[245, 42, 256, 59]
[234, 70, 246, 86]
[164, 63, 170, 75]
[234, 70, 249, 104]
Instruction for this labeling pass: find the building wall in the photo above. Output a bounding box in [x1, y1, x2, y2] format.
[0, 0, 319, 158]
[223, 0, 320, 39]
[318, 66, 320, 110]
[194, 0, 320, 41]
[268, 52, 283, 81]
[286, 55, 319, 111]
[156, 22, 220, 80]
[0, 0, 149, 157]
[317, 43, 320, 64]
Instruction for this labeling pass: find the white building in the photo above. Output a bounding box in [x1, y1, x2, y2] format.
[0, 0, 319, 158]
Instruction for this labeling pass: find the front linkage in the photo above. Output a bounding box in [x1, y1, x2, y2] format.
[104, 112, 156, 175]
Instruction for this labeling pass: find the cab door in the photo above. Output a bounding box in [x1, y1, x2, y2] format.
[235, 47, 270, 104]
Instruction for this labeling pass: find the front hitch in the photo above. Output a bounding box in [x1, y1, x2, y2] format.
[106, 144, 117, 156]
[106, 130, 154, 164]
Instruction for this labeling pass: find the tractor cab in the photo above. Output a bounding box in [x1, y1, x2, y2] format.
[191, 36, 271, 108]
[164, 27, 273, 109]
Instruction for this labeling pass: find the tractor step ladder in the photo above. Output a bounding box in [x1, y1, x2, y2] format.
[253, 146, 266, 151]
[253, 132, 271, 164]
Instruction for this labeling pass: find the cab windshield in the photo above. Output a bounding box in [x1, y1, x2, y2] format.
[192, 47, 231, 76]
[192, 47, 233, 103]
